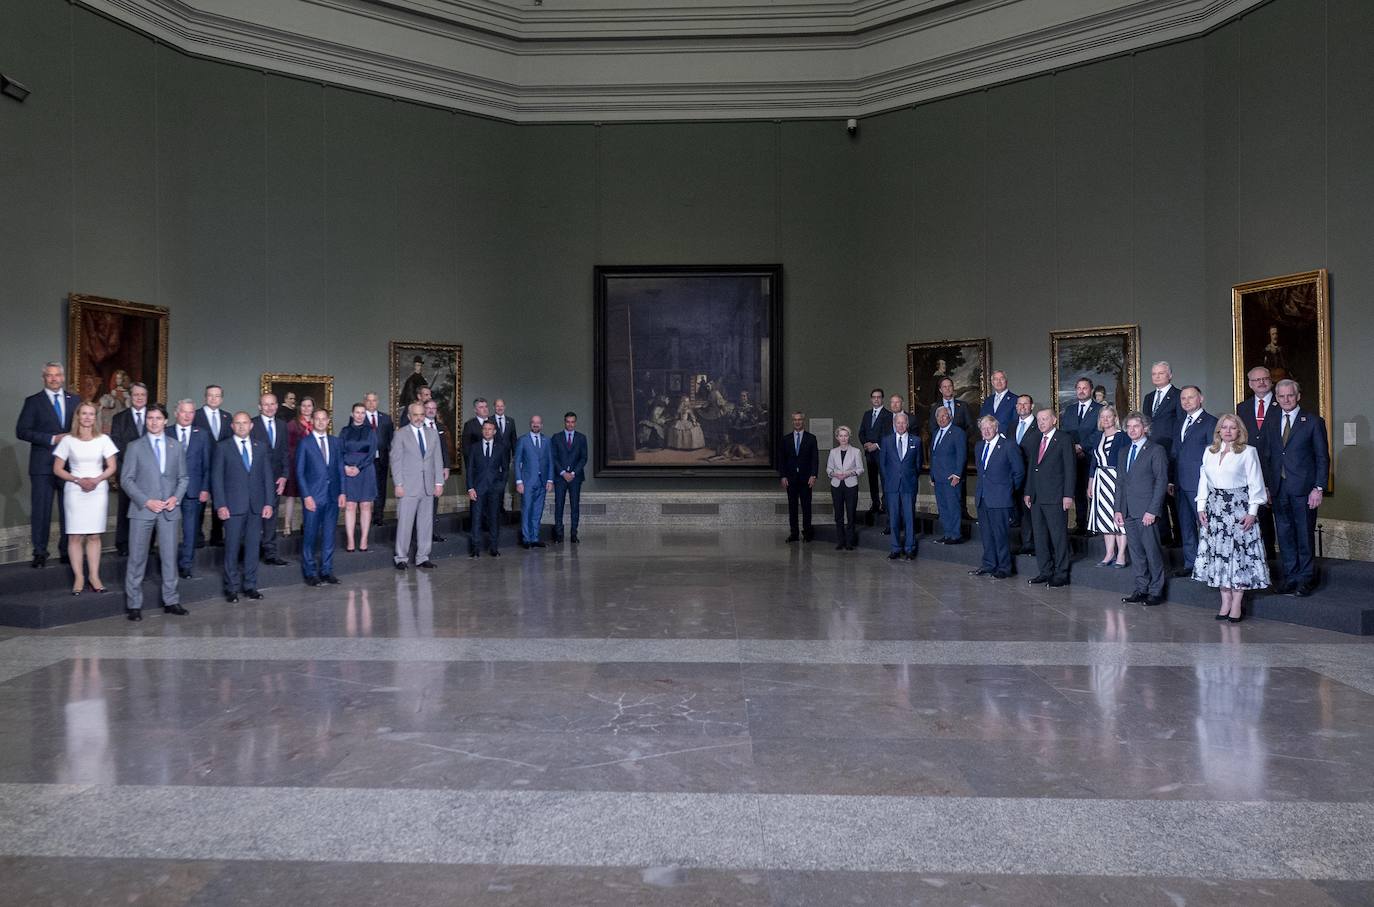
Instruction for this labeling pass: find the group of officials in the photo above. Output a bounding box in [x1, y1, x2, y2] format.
[781, 361, 1329, 614]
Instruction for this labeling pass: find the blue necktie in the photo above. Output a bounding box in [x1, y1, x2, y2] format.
[1017, 422, 1026, 444]
[266, 419, 275, 446]
[417, 429, 426, 458]
[52, 393, 63, 426]
[154, 437, 164, 473]
[240, 440, 251, 470]
[982, 442, 993, 471]
[1127, 444, 1138, 471]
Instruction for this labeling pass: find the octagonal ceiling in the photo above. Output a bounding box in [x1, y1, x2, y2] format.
[82, 0, 1266, 121]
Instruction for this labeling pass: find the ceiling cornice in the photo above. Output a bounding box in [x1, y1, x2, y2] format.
[78, 0, 1267, 122]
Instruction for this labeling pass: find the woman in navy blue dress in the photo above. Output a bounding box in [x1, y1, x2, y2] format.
[339, 403, 378, 552]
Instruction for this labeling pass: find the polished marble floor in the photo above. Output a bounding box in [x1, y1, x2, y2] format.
[1, 527, 1373, 906]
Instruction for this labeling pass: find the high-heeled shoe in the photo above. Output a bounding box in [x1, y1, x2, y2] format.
[71, 584, 84, 596]
[90, 584, 107, 593]
[1215, 613, 1229, 620]
[1228, 615, 1243, 623]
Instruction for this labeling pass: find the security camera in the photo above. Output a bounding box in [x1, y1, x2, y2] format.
[846, 118, 858, 137]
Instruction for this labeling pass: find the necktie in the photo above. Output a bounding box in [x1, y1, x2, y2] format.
[982, 441, 993, 471]
[1017, 421, 1027, 444]
[1257, 398, 1266, 428]
[567, 432, 573, 447]
[52, 393, 63, 426]
[266, 418, 275, 446]
[180, 427, 188, 446]
[1037, 435, 1049, 464]
[318, 435, 328, 464]
[240, 439, 251, 470]
[416, 427, 426, 457]
[1079, 402, 1086, 420]
[1128, 443, 1139, 471]
[210, 410, 219, 436]
[154, 437, 164, 473]
[795, 432, 801, 454]
[497, 416, 504, 432]
[534, 434, 540, 449]
[935, 428, 945, 450]
[899, 435, 906, 459]
[135, 410, 144, 434]
[1153, 391, 1163, 415]
[369, 413, 376, 432]
[1182, 415, 1194, 442]
[946, 400, 953, 415]
[1282, 413, 1293, 446]
[485, 441, 491, 458]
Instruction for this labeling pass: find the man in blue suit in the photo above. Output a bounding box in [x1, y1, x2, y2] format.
[779, 410, 819, 543]
[1266, 379, 1329, 596]
[514, 414, 554, 549]
[880, 411, 922, 560]
[212, 412, 275, 602]
[1058, 377, 1103, 535]
[928, 406, 967, 544]
[14, 361, 79, 567]
[1169, 386, 1217, 577]
[169, 400, 214, 579]
[551, 411, 588, 543]
[192, 384, 233, 547]
[978, 370, 1018, 437]
[296, 407, 345, 586]
[466, 419, 507, 557]
[971, 415, 1025, 579]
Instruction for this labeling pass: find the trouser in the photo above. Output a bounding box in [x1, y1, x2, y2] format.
[260, 491, 280, 560]
[554, 477, 581, 536]
[1176, 488, 1201, 569]
[1157, 490, 1179, 547]
[1013, 489, 1034, 554]
[125, 516, 179, 610]
[470, 488, 502, 553]
[977, 502, 1012, 574]
[786, 481, 813, 536]
[885, 490, 916, 553]
[373, 454, 389, 521]
[201, 497, 224, 545]
[831, 483, 858, 546]
[1031, 503, 1070, 580]
[395, 494, 434, 565]
[521, 485, 547, 543]
[301, 498, 339, 578]
[223, 512, 263, 593]
[29, 473, 66, 557]
[115, 489, 132, 551]
[1072, 457, 1091, 531]
[1256, 503, 1277, 559]
[933, 477, 962, 540]
[1124, 516, 1166, 597]
[1274, 492, 1318, 587]
[864, 450, 883, 511]
[178, 497, 204, 571]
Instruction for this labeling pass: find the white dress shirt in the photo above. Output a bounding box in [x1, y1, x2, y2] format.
[1195, 446, 1267, 515]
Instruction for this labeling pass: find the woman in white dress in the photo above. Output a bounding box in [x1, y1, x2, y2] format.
[53, 401, 119, 595]
[1193, 413, 1270, 622]
[667, 395, 705, 450]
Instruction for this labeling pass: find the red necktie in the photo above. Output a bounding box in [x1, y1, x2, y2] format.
[1256, 398, 1265, 429]
[1037, 435, 1049, 464]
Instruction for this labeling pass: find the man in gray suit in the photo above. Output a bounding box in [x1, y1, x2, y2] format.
[1114, 411, 1170, 606]
[121, 404, 190, 621]
[392, 401, 443, 570]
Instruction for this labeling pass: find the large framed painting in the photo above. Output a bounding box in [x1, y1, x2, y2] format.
[906, 337, 989, 468]
[1050, 324, 1140, 418]
[67, 294, 169, 433]
[389, 341, 463, 470]
[260, 373, 333, 424]
[594, 265, 782, 477]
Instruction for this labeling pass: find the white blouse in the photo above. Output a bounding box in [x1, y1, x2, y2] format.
[1194, 445, 1267, 515]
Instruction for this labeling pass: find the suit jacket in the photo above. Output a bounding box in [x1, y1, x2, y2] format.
[1142, 385, 1183, 455]
[1114, 440, 1168, 519]
[427, 418, 452, 470]
[120, 433, 189, 521]
[1092, 431, 1131, 479]
[250, 415, 291, 483]
[1024, 428, 1075, 504]
[857, 407, 893, 450]
[492, 414, 518, 463]
[169, 425, 214, 499]
[1236, 395, 1277, 485]
[1266, 408, 1330, 495]
[296, 432, 345, 502]
[1171, 410, 1218, 493]
[826, 446, 864, 488]
[1015, 421, 1042, 492]
[928, 424, 967, 482]
[211, 436, 275, 515]
[15, 388, 79, 475]
[365, 410, 394, 456]
[551, 430, 588, 484]
[461, 417, 487, 461]
[1059, 399, 1103, 453]
[979, 392, 1018, 437]
[779, 431, 819, 483]
[466, 436, 508, 495]
[975, 435, 1025, 509]
[879, 432, 921, 495]
[192, 406, 233, 445]
[109, 407, 148, 460]
[391, 423, 442, 498]
[928, 398, 974, 440]
[514, 433, 554, 489]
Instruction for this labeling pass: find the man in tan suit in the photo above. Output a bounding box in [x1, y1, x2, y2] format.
[391, 402, 443, 570]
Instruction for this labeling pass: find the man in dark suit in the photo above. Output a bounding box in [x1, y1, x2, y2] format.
[15, 361, 79, 567]
[978, 370, 1018, 437]
[928, 406, 966, 544]
[212, 412, 275, 602]
[1058, 377, 1102, 536]
[252, 393, 290, 566]
[1143, 361, 1183, 545]
[1169, 386, 1218, 577]
[1266, 379, 1329, 596]
[466, 419, 506, 557]
[191, 384, 233, 547]
[551, 411, 588, 543]
[362, 392, 394, 527]
[169, 400, 214, 579]
[1011, 394, 1039, 557]
[461, 397, 492, 460]
[971, 415, 1024, 579]
[109, 381, 150, 556]
[928, 377, 976, 518]
[858, 388, 892, 522]
[423, 398, 452, 542]
[1236, 366, 1278, 558]
[1023, 408, 1075, 587]
[493, 398, 518, 517]
[1115, 412, 1170, 605]
[779, 410, 819, 543]
[880, 411, 922, 559]
[296, 407, 345, 586]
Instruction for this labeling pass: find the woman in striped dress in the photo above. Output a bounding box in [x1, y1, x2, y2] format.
[1088, 406, 1130, 567]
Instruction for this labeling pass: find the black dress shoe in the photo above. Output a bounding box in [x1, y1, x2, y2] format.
[1048, 578, 1069, 587]
[888, 552, 902, 560]
[1174, 567, 1194, 578]
[946, 538, 964, 545]
[305, 576, 320, 586]
[969, 568, 991, 576]
[520, 542, 531, 549]
[243, 590, 263, 600]
[433, 534, 447, 543]
[533, 542, 546, 548]
[785, 534, 799, 543]
[395, 561, 408, 570]
[932, 537, 947, 545]
[1294, 585, 1314, 597]
[487, 550, 501, 558]
[163, 603, 189, 616]
[126, 608, 142, 622]
[836, 543, 846, 550]
[179, 569, 193, 579]
[30, 554, 47, 568]
[322, 574, 341, 584]
[417, 561, 436, 569]
[846, 545, 856, 551]
[552, 534, 563, 543]
[116, 546, 129, 557]
[1144, 595, 1164, 606]
[882, 527, 891, 535]
[225, 592, 239, 603]
[1122, 592, 1148, 603]
[262, 557, 289, 567]
[469, 551, 480, 558]
[993, 571, 1010, 579]
[1027, 575, 1050, 584]
[209, 540, 224, 548]
[194, 539, 206, 549]
[570, 533, 579, 543]
[904, 552, 916, 560]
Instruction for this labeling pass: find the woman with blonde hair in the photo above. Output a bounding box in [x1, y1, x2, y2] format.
[826, 425, 864, 550]
[52, 401, 119, 594]
[1087, 405, 1130, 567]
[1193, 413, 1270, 621]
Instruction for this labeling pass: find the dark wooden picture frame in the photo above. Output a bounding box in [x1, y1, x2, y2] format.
[260, 373, 334, 424]
[906, 337, 990, 473]
[594, 265, 783, 477]
[67, 294, 169, 430]
[388, 340, 463, 472]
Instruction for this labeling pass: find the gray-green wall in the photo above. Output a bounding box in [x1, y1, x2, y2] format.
[3, 0, 1371, 529]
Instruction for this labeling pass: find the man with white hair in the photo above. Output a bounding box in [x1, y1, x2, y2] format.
[1142, 360, 1182, 545]
[1266, 379, 1329, 597]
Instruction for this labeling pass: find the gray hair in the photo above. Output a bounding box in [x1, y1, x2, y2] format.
[176, 398, 195, 409]
[977, 414, 999, 430]
[44, 361, 64, 371]
[129, 382, 148, 393]
[1275, 378, 1300, 394]
[1124, 410, 1151, 431]
[1151, 360, 1172, 375]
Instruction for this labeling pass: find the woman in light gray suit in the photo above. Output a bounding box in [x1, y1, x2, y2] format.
[120, 404, 189, 621]
[826, 425, 864, 550]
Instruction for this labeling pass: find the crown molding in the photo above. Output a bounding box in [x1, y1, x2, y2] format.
[79, 0, 1268, 122]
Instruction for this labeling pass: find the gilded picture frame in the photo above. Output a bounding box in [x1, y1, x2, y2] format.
[66, 294, 170, 431]
[906, 337, 990, 473]
[260, 373, 334, 424]
[1232, 269, 1332, 482]
[388, 341, 463, 472]
[1049, 325, 1140, 417]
